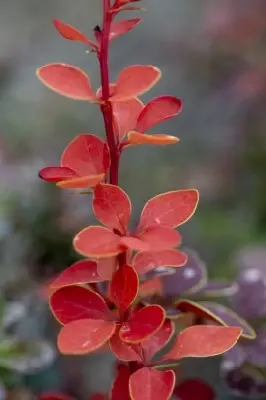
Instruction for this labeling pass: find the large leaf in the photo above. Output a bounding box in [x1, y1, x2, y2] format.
[109, 332, 142, 362]
[110, 19, 141, 41]
[136, 96, 182, 133]
[50, 285, 110, 324]
[133, 249, 187, 275]
[73, 226, 123, 258]
[110, 264, 139, 313]
[58, 319, 116, 354]
[54, 19, 97, 48]
[110, 364, 131, 400]
[119, 305, 165, 343]
[163, 326, 242, 361]
[93, 184, 131, 233]
[174, 379, 215, 400]
[50, 260, 102, 289]
[142, 319, 175, 362]
[127, 132, 179, 146]
[36, 64, 96, 100]
[111, 65, 161, 101]
[112, 98, 144, 140]
[129, 367, 175, 400]
[138, 190, 199, 230]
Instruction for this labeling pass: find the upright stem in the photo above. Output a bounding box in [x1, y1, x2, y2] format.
[99, 0, 120, 185]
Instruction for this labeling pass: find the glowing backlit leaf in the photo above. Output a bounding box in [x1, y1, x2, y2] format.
[119, 305, 165, 343]
[37, 64, 96, 100]
[53, 19, 97, 48]
[58, 318, 116, 354]
[136, 96, 182, 133]
[133, 249, 188, 275]
[73, 226, 123, 258]
[110, 364, 131, 400]
[112, 98, 144, 140]
[129, 368, 175, 400]
[174, 379, 215, 400]
[163, 326, 242, 361]
[50, 285, 110, 324]
[57, 174, 104, 189]
[50, 260, 102, 289]
[139, 189, 199, 230]
[111, 65, 161, 101]
[109, 332, 142, 362]
[110, 19, 141, 41]
[93, 184, 131, 233]
[128, 132, 179, 145]
[110, 264, 139, 313]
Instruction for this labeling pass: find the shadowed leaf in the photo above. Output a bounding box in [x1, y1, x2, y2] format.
[112, 98, 144, 140]
[174, 379, 215, 400]
[109, 332, 142, 362]
[110, 364, 131, 400]
[97, 257, 118, 280]
[142, 319, 175, 362]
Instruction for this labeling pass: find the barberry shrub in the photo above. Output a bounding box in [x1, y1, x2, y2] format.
[36, 0, 243, 399]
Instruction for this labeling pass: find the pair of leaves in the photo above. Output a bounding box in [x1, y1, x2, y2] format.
[39, 134, 109, 189]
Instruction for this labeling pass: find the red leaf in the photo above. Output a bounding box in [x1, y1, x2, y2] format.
[89, 394, 107, 400]
[112, 98, 144, 140]
[110, 364, 131, 400]
[142, 320, 175, 362]
[36, 64, 96, 100]
[97, 257, 118, 280]
[163, 326, 242, 361]
[61, 134, 110, 176]
[93, 184, 131, 233]
[58, 319, 116, 354]
[133, 249, 188, 275]
[129, 367, 175, 400]
[50, 260, 102, 289]
[138, 189, 199, 230]
[73, 226, 123, 258]
[111, 65, 161, 101]
[50, 285, 110, 324]
[57, 174, 104, 189]
[109, 332, 142, 362]
[110, 19, 141, 41]
[54, 19, 97, 48]
[39, 393, 73, 400]
[174, 379, 215, 400]
[139, 278, 163, 297]
[119, 305, 165, 343]
[110, 264, 139, 313]
[127, 132, 179, 145]
[39, 166, 78, 182]
[136, 96, 182, 133]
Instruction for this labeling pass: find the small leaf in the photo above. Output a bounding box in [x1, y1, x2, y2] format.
[36, 64, 96, 100]
[139, 277, 163, 298]
[110, 264, 139, 313]
[93, 184, 131, 233]
[110, 18, 141, 41]
[110, 364, 131, 400]
[39, 166, 78, 182]
[50, 285, 110, 324]
[73, 226, 123, 258]
[163, 326, 242, 361]
[50, 260, 102, 289]
[109, 332, 142, 362]
[111, 65, 161, 101]
[174, 379, 215, 400]
[138, 189, 199, 230]
[127, 132, 179, 145]
[119, 305, 165, 343]
[136, 95, 182, 133]
[133, 249, 188, 275]
[112, 98, 144, 140]
[129, 367, 175, 400]
[97, 257, 118, 280]
[58, 319, 116, 354]
[142, 320, 175, 362]
[57, 174, 104, 189]
[54, 19, 97, 48]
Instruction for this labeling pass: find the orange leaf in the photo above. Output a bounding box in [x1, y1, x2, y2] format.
[57, 173, 104, 189]
[50, 260, 102, 289]
[93, 184, 131, 233]
[112, 98, 144, 140]
[73, 226, 123, 258]
[36, 64, 96, 100]
[136, 95, 182, 133]
[39, 166, 78, 182]
[97, 257, 118, 280]
[50, 285, 110, 324]
[142, 320, 175, 362]
[129, 367, 175, 400]
[54, 19, 97, 48]
[138, 189, 199, 230]
[119, 305, 165, 343]
[133, 249, 188, 275]
[110, 19, 141, 41]
[127, 132, 179, 145]
[110, 364, 131, 400]
[109, 332, 142, 362]
[58, 318, 116, 354]
[110, 264, 139, 313]
[111, 65, 161, 101]
[163, 325, 242, 361]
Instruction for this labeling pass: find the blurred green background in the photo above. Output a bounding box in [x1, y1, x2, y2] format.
[0, 0, 265, 398]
